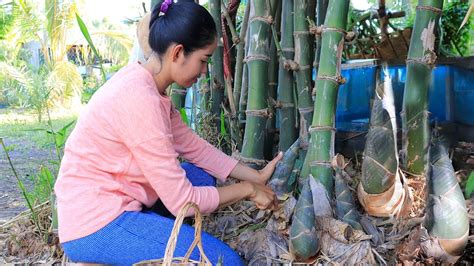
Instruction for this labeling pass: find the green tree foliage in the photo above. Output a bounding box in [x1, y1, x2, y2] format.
[440, 1, 471, 56]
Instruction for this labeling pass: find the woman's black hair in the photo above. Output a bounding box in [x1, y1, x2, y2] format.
[149, 0, 217, 56]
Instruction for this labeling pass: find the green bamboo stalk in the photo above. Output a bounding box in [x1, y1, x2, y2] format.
[238, 18, 251, 128]
[425, 141, 469, 259]
[307, 0, 316, 69]
[294, 0, 314, 152]
[210, 0, 225, 123]
[314, 0, 329, 70]
[241, 0, 272, 165]
[277, 0, 298, 151]
[239, 63, 248, 124]
[170, 83, 187, 109]
[301, 0, 350, 196]
[401, 0, 443, 175]
[266, 0, 281, 159]
[233, 2, 250, 114]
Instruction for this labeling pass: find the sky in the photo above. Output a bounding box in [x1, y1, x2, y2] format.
[79, 0, 147, 24]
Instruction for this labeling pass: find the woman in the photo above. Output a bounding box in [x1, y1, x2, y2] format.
[55, 0, 281, 265]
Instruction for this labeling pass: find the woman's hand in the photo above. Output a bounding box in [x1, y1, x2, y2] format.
[246, 181, 277, 210]
[229, 152, 283, 185]
[216, 181, 277, 210]
[255, 152, 283, 184]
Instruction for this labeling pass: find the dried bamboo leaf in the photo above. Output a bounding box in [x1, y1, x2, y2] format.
[317, 216, 376, 264]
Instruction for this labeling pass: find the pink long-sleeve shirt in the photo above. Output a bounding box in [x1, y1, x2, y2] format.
[54, 62, 238, 243]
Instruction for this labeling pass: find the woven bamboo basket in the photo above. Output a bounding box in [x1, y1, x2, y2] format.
[133, 202, 211, 266]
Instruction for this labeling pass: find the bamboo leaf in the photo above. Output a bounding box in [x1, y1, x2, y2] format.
[459, 2, 473, 30]
[75, 12, 106, 83]
[179, 108, 189, 126]
[464, 171, 474, 198]
[220, 110, 227, 136]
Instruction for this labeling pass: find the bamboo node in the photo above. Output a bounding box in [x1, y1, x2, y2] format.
[406, 51, 437, 67]
[416, 5, 443, 14]
[249, 15, 273, 25]
[309, 160, 332, 167]
[317, 26, 348, 36]
[281, 48, 295, 53]
[232, 151, 267, 166]
[309, 25, 323, 36]
[245, 55, 271, 63]
[245, 108, 270, 118]
[297, 65, 312, 71]
[171, 89, 187, 95]
[283, 60, 299, 71]
[293, 31, 311, 36]
[275, 101, 295, 109]
[317, 75, 346, 85]
[298, 107, 313, 115]
[309, 125, 337, 133]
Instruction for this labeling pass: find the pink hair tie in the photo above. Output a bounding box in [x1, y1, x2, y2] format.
[160, 0, 173, 14]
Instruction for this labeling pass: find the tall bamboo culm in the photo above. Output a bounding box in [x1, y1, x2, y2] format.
[233, 2, 251, 116]
[294, 0, 314, 158]
[277, 0, 297, 151]
[401, 0, 443, 175]
[241, 0, 272, 166]
[314, 0, 328, 70]
[210, 0, 225, 121]
[266, 0, 281, 158]
[302, 0, 350, 196]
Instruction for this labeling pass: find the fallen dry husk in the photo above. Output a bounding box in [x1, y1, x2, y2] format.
[0, 201, 62, 264]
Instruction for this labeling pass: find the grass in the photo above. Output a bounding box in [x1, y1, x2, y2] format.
[0, 108, 77, 150]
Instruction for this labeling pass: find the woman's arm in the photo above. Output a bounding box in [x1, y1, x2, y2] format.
[216, 181, 277, 210]
[229, 152, 283, 184]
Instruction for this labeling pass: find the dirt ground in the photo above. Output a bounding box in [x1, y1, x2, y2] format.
[0, 137, 54, 224]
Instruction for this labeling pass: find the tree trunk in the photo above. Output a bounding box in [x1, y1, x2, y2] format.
[241, 0, 272, 166]
[277, 0, 298, 151]
[401, 0, 443, 175]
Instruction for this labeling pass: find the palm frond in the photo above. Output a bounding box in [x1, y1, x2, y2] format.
[46, 61, 83, 108]
[6, 0, 43, 46]
[90, 30, 133, 65]
[0, 61, 31, 87]
[45, 0, 77, 62]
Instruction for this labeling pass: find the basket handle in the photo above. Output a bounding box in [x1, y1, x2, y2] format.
[162, 202, 211, 265]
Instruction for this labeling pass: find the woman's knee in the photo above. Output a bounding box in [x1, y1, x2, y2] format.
[181, 162, 216, 187]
